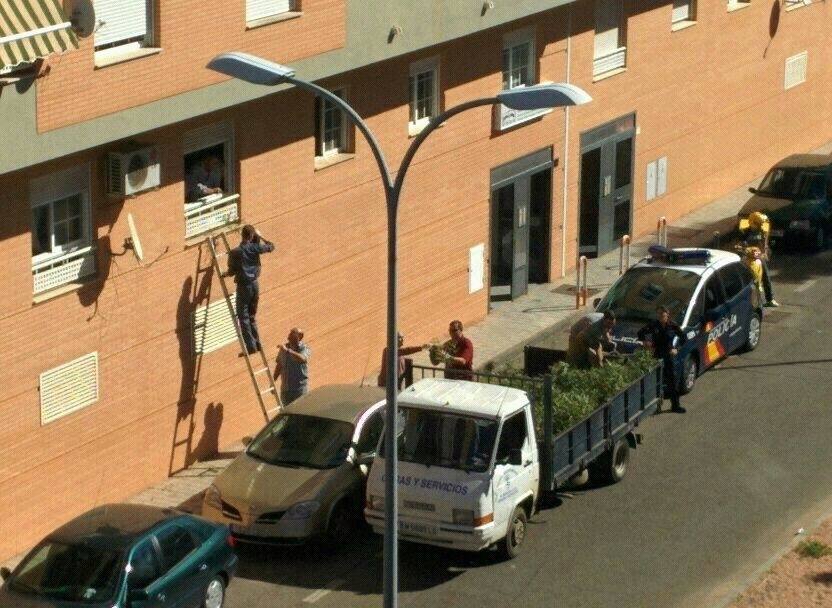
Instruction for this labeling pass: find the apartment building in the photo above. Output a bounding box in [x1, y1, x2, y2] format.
[0, 0, 829, 560]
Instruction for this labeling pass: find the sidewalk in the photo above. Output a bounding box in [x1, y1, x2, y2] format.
[0, 175, 760, 574]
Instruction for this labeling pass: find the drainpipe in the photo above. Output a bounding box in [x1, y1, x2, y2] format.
[560, 3, 573, 278]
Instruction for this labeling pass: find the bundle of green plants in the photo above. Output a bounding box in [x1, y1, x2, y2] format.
[489, 349, 658, 436]
[796, 539, 832, 559]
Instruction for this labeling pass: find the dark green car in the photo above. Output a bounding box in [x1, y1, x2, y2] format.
[740, 154, 832, 251]
[0, 504, 237, 608]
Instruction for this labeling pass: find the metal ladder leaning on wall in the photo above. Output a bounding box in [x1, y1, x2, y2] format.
[206, 232, 281, 423]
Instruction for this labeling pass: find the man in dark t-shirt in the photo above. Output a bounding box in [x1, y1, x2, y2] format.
[226, 224, 275, 355]
[443, 320, 474, 380]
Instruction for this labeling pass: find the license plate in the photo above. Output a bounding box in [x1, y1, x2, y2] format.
[230, 523, 267, 537]
[771, 229, 784, 238]
[398, 520, 438, 536]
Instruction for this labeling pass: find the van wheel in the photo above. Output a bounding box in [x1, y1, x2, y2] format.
[499, 506, 527, 560]
[680, 354, 698, 395]
[742, 312, 762, 352]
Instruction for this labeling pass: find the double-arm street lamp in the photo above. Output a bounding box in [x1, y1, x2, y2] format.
[208, 51, 591, 608]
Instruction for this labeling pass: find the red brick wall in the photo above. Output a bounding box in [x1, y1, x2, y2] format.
[36, 0, 346, 131]
[1, 0, 832, 560]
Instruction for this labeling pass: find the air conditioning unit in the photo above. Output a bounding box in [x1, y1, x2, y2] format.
[106, 146, 161, 197]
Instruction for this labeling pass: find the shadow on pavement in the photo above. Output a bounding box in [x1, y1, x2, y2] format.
[232, 523, 513, 596]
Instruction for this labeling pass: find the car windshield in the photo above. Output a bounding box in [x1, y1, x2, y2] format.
[8, 540, 122, 603]
[247, 414, 354, 469]
[380, 407, 498, 473]
[757, 168, 825, 199]
[597, 266, 700, 325]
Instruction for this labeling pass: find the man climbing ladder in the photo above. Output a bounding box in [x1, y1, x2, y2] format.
[225, 225, 275, 355]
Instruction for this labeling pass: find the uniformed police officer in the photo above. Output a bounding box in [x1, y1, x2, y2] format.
[637, 306, 687, 413]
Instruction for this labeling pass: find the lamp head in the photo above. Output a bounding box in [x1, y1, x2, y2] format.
[207, 52, 295, 86]
[497, 83, 592, 111]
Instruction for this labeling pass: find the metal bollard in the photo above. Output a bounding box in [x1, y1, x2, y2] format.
[575, 256, 588, 308]
[619, 235, 631, 275]
[657, 216, 668, 247]
[713, 230, 721, 249]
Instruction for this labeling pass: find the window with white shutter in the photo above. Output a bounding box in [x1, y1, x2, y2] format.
[594, 0, 626, 77]
[40, 353, 99, 425]
[671, 0, 696, 25]
[246, 0, 295, 24]
[94, 0, 152, 51]
[193, 296, 238, 354]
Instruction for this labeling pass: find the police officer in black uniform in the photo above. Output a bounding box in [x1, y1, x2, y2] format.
[638, 305, 687, 413]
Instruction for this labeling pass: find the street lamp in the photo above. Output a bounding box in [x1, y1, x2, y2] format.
[208, 51, 591, 608]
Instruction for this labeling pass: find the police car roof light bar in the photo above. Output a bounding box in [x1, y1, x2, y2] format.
[648, 245, 711, 265]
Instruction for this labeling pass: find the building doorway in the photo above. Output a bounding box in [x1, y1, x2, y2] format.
[579, 114, 635, 257]
[490, 148, 554, 302]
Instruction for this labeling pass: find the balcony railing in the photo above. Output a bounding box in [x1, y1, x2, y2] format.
[593, 47, 627, 77]
[32, 245, 97, 294]
[184, 193, 241, 239]
[494, 82, 554, 131]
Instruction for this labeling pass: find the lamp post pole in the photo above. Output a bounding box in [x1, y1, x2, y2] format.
[208, 52, 591, 608]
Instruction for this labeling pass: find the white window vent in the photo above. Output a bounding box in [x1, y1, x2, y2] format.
[784, 51, 808, 90]
[106, 146, 161, 197]
[193, 295, 238, 354]
[40, 353, 99, 425]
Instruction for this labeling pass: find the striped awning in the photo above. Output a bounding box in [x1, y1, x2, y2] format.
[0, 0, 78, 72]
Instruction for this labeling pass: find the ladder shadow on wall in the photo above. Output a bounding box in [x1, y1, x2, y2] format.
[169, 245, 224, 475]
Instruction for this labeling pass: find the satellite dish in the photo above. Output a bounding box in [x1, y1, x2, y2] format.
[69, 0, 97, 38]
[127, 213, 145, 263]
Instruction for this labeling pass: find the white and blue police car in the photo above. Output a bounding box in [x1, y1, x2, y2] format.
[592, 246, 763, 394]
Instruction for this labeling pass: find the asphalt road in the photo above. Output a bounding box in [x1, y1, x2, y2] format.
[224, 250, 832, 608]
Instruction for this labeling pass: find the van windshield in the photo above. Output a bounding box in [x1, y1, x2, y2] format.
[380, 407, 498, 473]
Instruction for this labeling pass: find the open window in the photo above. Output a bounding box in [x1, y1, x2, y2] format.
[182, 123, 239, 239]
[495, 412, 528, 465]
[30, 165, 96, 295]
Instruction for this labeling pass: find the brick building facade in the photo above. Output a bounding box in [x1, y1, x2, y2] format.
[0, 0, 829, 560]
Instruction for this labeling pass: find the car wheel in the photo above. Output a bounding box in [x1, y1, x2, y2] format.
[679, 354, 698, 395]
[326, 500, 355, 545]
[204, 576, 225, 608]
[499, 505, 527, 560]
[742, 312, 762, 353]
[812, 226, 826, 252]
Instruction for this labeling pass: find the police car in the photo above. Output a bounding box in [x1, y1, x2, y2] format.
[593, 247, 763, 393]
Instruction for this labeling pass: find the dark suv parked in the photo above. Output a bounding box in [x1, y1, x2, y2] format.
[739, 154, 832, 251]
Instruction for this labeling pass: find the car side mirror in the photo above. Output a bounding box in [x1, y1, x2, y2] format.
[0, 566, 10, 581]
[508, 449, 523, 466]
[748, 187, 757, 194]
[241, 436, 253, 447]
[593, 297, 601, 308]
[128, 587, 149, 602]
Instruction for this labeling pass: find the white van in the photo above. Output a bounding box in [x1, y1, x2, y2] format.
[364, 378, 539, 558]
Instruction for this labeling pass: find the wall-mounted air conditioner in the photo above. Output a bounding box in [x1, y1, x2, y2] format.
[106, 146, 161, 197]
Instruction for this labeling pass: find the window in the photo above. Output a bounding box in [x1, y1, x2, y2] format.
[497, 30, 550, 130]
[156, 526, 197, 574]
[727, 0, 750, 10]
[315, 89, 351, 162]
[246, 0, 297, 24]
[596, 267, 700, 325]
[594, 0, 626, 77]
[718, 265, 745, 301]
[183, 123, 239, 239]
[495, 412, 528, 465]
[128, 541, 160, 590]
[672, 0, 696, 26]
[409, 58, 439, 135]
[30, 165, 95, 294]
[93, 0, 153, 55]
[784, 0, 811, 11]
[502, 38, 534, 90]
[704, 276, 726, 312]
[355, 410, 385, 456]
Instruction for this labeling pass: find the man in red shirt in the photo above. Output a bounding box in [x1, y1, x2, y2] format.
[443, 320, 474, 380]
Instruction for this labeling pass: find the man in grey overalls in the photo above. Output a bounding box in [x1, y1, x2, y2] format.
[274, 328, 311, 405]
